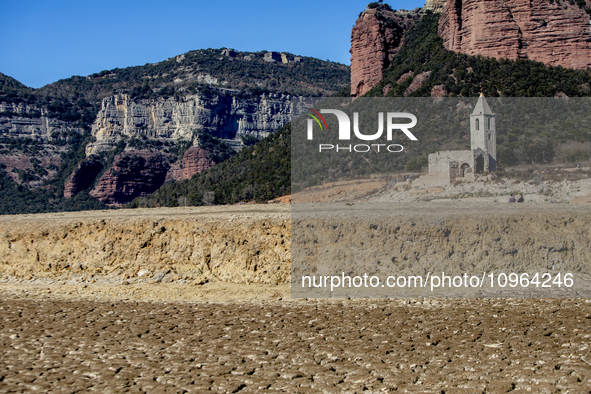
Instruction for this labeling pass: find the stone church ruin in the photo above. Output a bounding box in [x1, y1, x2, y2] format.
[417, 94, 497, 187]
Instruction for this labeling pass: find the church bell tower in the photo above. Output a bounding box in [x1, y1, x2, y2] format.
[470, 93, 497, 172]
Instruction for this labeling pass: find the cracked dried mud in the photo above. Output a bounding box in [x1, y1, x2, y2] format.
[1, 288, 591, 393]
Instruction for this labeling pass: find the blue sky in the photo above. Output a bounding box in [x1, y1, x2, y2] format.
[0, 0, 425, 89]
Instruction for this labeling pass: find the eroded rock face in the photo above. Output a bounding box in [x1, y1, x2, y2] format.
[424, 0, 447, 12]
[350, 6, 423, 97]
[430, 84, 448, 97]
[0, 102, 82, 188]
[89, 150, 170, 205]
[404, 71, 432, 96]
[165, 147, 217, 182]
[63, 156, 104, 198]
[181, 147, 215, 180]
[87, 92, 295, 155]
[0, 102, 81, 139]
[438, 0, 591, 69]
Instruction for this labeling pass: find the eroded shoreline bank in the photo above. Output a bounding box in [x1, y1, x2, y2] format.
[0, 202, 589, 298]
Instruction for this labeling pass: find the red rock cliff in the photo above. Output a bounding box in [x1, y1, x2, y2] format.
[89, 151, 170, 206]
[63, 156, 104, 198]
[180, 147, 216, 180]
[350, 6, 423, 96]
[165, 147, 217, 182]
[438, 0, 591, 69]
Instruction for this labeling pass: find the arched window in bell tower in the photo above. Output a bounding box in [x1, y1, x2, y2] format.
[487, 117, 492, 130]
[475, 118, 479, 130]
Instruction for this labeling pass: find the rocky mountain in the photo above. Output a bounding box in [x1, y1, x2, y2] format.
[87, 92, 295, 155]
[0, 49, 350, 213]
[67, 89, 298, 205]
[127, 1, 591, 206]
[350, 4, 424, 97]
[35, 49, 349, 105]
[438, 0, 591, 69]
[4, 1, 591, 213]
[351, 0, 591, 96]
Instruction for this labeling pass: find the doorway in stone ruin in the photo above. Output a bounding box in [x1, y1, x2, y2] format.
[475, 155, 485, 173]
[460, 163, 470, 177]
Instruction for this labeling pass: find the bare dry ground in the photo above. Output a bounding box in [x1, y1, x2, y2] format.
[292, 167, 591, 205]
[1, 288, 591, 393]
[1, 203, 591, 392]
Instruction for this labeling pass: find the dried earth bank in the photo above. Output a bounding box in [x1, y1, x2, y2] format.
[0, 205, 290, 285]
[1, 203, 591, 293]
[292, 202, 591, 297]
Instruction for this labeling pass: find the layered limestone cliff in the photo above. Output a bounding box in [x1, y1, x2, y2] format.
[87, 92, 296, 155]
[0, 102, 82, 187]
[350, 5, 423, 96]
[424, 0, 447, 12]
[0, 102, 81, 139]
[438, 0, 591, 69]
[65, 91, 297, 203]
